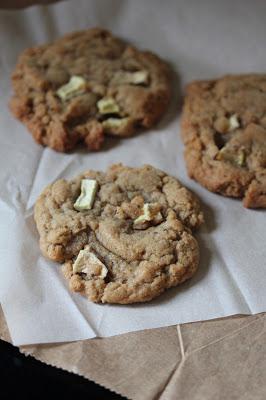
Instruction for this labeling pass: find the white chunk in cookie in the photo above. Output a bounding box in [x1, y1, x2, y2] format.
[102, 117, 129, 132]
[56, 76, 86, 101]
[130, 71, 149, 85]
[228, 114, 240, 131]
[97, 97, 120, 114]
[73, 248, 108, 279]
[216, 146, 246, 167]
[134, 203, 162, 225]
[74, 179, 98, 211]
[112, 70, 149, 85]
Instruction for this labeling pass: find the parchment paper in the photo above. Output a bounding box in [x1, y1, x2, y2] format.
[0, 0, 266, 346]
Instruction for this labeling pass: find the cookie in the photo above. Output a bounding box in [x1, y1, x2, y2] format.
[181, 74, 266, 208]
[34, 164, 203, 304]
[10, 28, 171, 152]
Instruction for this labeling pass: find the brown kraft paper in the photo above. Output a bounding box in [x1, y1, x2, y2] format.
[1, 307, 265, 400]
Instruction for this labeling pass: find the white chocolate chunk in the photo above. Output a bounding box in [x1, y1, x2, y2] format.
[97, 97, 120, 114]
[134, 203, 162, 224]
[216, 147, 246, 167]
[112, 70, 149, 85]
[74, 179, 98, 211]
[129, 70, 149, 85]
[56, 76, 86, 101]
[73, 249, 108, 279]
[228, 114, 240, 131]
[102, 117, 129, 130]
[134, 204, 152, 224]
[116, 70, 149, 85]
[237, 148, 246, 166]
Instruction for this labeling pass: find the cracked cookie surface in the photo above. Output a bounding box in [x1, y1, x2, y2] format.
[34, 164, 203, 304]
[181, 74, 266, 208]
[10, 28, 171, 152]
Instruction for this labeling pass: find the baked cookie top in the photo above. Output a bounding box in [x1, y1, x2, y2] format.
[10, 28, 171, 152]
[34, 164, 203, 304]
[182, 74, 266, 208]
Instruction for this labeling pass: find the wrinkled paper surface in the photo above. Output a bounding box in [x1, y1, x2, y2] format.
[0, 0, 266, 346]
[1, 307, 266, 400]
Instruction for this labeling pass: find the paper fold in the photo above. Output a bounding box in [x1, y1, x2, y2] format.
[1, 308, 265, 400]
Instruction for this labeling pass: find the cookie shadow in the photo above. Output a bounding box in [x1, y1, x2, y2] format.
[157, 62, 182, 128]
[67, 135, 122, 155]
[199, 197, 217, 233]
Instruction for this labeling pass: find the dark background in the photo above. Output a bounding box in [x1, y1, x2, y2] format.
[0, 339, 125, 399]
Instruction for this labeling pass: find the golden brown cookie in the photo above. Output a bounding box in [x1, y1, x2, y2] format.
[181, 74, 266, 208]
[10, 28, 171, 152]
[34, 164, 203, 304]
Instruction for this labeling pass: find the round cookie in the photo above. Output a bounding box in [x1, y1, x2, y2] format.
[181, 74, 266, 208]
[34, 164, 203, 304]
[10, 28, 171, 152]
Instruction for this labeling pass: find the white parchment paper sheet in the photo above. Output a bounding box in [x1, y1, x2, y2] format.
[0, 0, 265, 345]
